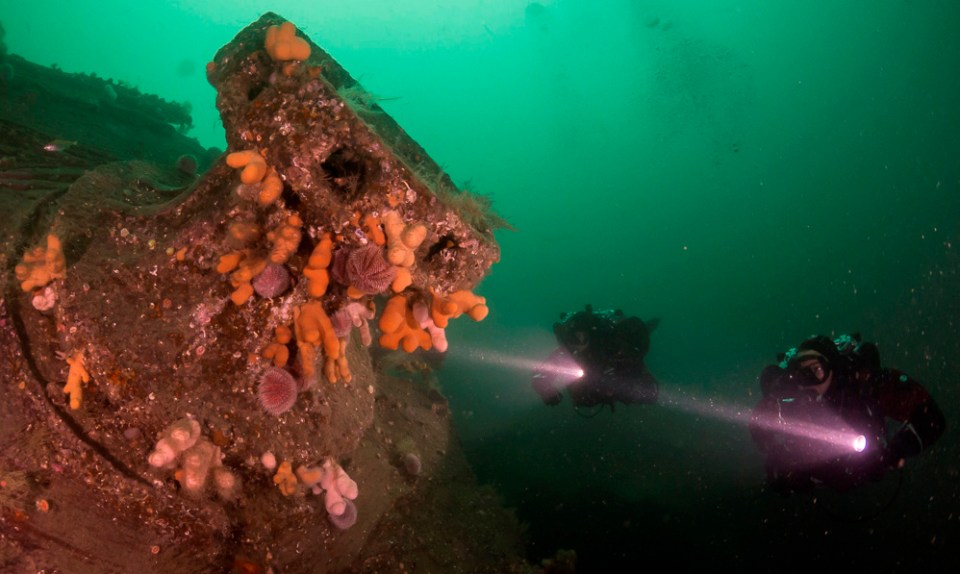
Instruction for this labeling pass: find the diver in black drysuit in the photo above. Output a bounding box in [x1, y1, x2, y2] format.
[531, 305, 660, 411]
[749, 334, 946, 493]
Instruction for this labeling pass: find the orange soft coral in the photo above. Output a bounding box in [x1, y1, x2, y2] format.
[226, 150, 267, 184]
[265, 21, 311, 62]
[216, 252, 243, 274]
[379, 295, 432, 353]
[295, 464, 324, 490]
[295, 302, 337, 352]
[226, 221, 261, 248]
[64, 350, 89, 410]
[15, 234, 66, 292]
[302, 232, 333, 298]
[382, 210, 427, 268]
[294, 301, 346, 383]
[266, 214, 303, 265]
[262, 325, 292, 367]
[258, 167, 283, 206]
[430, 289, 489, 328]
[391, 267, 412, 293]
[450, 291, 490, 321]
[273, 460, 298, 496]
[218, 251, 267, 305]
[297, 340, 319, 382]
[362, 214, 386, 246]
[331, 338, 352, 384]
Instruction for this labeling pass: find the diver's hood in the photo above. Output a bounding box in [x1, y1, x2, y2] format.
[553, 305, 654, 368]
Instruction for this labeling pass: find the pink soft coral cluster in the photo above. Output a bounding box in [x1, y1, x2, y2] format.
[296, 457, 360, 530]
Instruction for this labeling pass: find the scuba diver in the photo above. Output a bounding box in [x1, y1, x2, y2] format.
[531, 305, 660, 412]
[749, 333, 946, 494]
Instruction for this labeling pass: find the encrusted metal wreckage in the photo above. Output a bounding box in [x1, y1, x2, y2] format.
[0, 13, 548, 574]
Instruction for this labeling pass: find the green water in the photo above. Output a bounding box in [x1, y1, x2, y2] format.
[5, 0, 959, 570]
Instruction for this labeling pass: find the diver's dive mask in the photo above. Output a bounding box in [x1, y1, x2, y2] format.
[785, 351, 832, 388]
[778, 335, 842, 389]
[761, 351, 831, 412]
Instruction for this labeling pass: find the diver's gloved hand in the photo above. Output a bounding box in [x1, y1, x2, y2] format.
[541, 391, 562, 406]
[884, 425, 923, 468]
[881, 448, 906, 471]
[853, 447, 892, 483]
[531, 374, 562, 406]
[847, 440, 906, 485]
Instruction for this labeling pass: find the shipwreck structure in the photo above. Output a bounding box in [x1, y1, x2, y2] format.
[0, 14, 543, 574]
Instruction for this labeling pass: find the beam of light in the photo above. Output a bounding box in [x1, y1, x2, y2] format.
[452, 343, 864, 456]
[658, 388, 866, 457]
[751, 410, 866, 457]
[455, 343, 583, 380]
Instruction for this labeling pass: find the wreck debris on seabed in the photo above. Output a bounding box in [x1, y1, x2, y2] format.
[0, 13, 570, 574]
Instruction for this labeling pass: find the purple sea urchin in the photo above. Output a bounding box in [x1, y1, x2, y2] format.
[345, 245, 395, 295]
[257, 367, 298, 416]
[252, 263, 290, 298]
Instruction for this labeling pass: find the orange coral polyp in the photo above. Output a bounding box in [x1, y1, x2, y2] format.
[230, 257, 267, 285]
[379, 295, 432, 353]
[335, 338, 352, 382]
[383, 210, 427, 268]
[298, 341, 318, 380]
[303, 233, 334, 297]
[430, 289, 488, 328]
[265, 21, 311, 62]
[218, 251, 265, 306]
[379, 295, 407, 334]
[216, 252, 243, 274]
[263, 325, 292, 367]
[468, 305, 490, 321]
[64, 350, 89, 410]
[303, 267, 330, 299]
[267, 215, 303, 265]
[296, 465, 324, 487]
[449, 290, 489, 320]
[259, 168, 283, 206]
[227, 222, 261, 246]
[15, 234, 66, 291]
[273, 461, 298, 496]
[362, 214, 386, 246]
[430, 298, 458, 328]
[401, 225, 427, 250]
[296, 302, 339, 358]
[308, 233, 334, 268]
[230, 283, 254, 306]
[391, 267, 412, 292]
[226, 150, 267, 184]
[294, 301, 346, 383]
